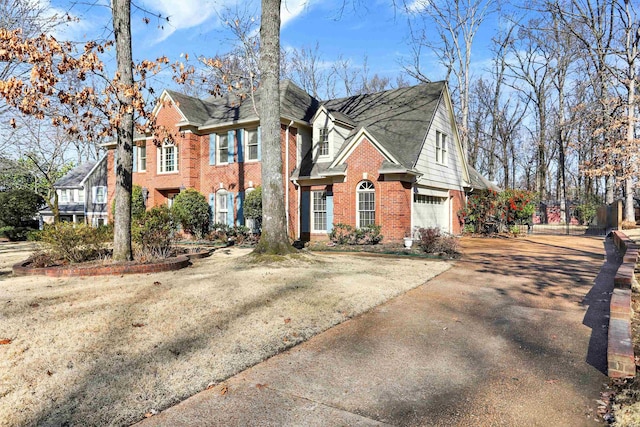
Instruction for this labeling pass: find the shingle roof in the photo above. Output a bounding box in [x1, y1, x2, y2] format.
[54, 162, 97, 188]
[323, 82, 446, 169]
[467, 165, 501, 191]
[168, 80, 320, 128]
[290, 150, 347, 180]
[40, 203, 85, 214]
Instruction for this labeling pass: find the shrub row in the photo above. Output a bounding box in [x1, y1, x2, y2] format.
[329, 223, 383, 245]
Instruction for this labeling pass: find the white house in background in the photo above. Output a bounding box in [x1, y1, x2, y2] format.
[40, 156, 109, 227]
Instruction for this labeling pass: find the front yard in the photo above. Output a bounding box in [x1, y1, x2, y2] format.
[0, 243, 452, 426]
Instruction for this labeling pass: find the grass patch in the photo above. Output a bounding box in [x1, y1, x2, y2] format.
[0, 245, 453, 426]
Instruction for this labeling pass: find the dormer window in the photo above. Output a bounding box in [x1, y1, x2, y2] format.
[436, 131, 448, 165]
[318, 127, 329, 157]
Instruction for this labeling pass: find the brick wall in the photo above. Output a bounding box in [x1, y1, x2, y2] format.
[331, 137, 412, 242]
[108, 99, 301, 236]
[450, 189, 465, 235]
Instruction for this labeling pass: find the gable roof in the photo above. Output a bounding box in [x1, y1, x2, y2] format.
[54, 161, 97, 188]
[167, 80, 320, 129]
[164, 90, 215, 125]
[322, 82, 446, 169]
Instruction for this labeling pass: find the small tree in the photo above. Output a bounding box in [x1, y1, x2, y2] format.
[131, 185, 146, 220]
[171, 189, 210, 238]
[0, 189, 43, 227]
[243, 186, 262, 231]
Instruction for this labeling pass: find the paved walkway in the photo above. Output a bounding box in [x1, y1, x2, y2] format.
[137, 236, 612, 426]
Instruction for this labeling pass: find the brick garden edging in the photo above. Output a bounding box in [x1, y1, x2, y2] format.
[12, 250, 212, 277]
[608, 231, 638, 378]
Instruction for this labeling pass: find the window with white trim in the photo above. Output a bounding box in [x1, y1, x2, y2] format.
[77, 189, 85, 203]
[138, 145, 147, 171]
[436, 131, 448, 165]
[60, 189, 70, 204]
[158, 141, 177, 173]
[93, 186, 107, 204]
[414, 194, 445, 204]
[311, 190, 327, 232]
[356, 181, 375, 228]
[246, 128, 259, 161]
[318, 127, 329, 156]
[218, 133, 229, 164]
[216, 190, 228, 224]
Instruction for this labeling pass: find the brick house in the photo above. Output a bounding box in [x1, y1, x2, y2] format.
[105, 80, 481, 241]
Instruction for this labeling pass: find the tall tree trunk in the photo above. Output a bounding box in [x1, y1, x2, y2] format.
[622, 0, 637, 223]
[254, 0, 295, 255]
[537, 101, 547, 201]
[112, 0, 133, 261]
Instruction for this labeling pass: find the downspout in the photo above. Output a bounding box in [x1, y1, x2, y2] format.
[410, 185, 415, 235]
[294, 180, 300, 239]
[285, 120, 294, 232]
[449, 190, 453, 234]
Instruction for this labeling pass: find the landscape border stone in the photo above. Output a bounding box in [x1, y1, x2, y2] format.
[608, 230, 637, 379]
[12, 249, 212, 277]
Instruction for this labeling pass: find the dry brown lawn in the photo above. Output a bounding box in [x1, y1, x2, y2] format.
[0, 243, 452, 427]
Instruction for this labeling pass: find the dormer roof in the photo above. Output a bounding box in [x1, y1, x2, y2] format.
[322, 81, 446, 170]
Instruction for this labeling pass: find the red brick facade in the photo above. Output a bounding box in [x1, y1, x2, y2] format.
[106, 90, 470, 243]
[106, 101, 300, 234]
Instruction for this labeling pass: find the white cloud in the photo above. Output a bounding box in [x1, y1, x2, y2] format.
[280, 0, 311, 28]
[143, 0, 225, 42]
[33, 0, 98, 42]
[405, 0, 430, 14]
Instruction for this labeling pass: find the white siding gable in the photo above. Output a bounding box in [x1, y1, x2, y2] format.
[414, 98, 466, 190]
[330, 122, 350, 159]
[312, 109, 332, 160]
[311, 109, 351, 162]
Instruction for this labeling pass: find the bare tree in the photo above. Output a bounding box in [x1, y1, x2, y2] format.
[553, 0, 617, 203]
[506, 18, 554, 201]
[112, 0, 135, 260]
[404, 0, 495, 154]
[616, 0, 639, 222]
[288, 42, 326, 98]
[10, 116, 76, 222]
[254, 0, 295, 255]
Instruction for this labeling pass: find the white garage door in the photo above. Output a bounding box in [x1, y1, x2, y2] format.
[413, 194, 449, 233]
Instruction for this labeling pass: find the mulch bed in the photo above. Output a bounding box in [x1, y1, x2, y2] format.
[305, 241, 460, 259]
[12, 248, 213, 277]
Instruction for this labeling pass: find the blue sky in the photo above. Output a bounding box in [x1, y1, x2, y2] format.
[47, 0, 502, 95]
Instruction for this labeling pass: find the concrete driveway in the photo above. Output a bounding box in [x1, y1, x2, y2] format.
[137, 235, 611, 426]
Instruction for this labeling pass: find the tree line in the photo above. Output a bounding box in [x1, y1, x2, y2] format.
[0, 0, 638, 257]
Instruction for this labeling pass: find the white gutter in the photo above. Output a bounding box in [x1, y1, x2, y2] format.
[294, 180, 301, 239]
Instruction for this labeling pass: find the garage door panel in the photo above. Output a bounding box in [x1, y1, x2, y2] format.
[413, 195, 449, 232]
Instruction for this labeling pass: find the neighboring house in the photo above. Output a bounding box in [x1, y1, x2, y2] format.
[40, 156, 109, 227]
[105, 80, 492, 241]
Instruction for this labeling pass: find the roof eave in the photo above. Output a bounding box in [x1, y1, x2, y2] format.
[378, 167, 422, 177]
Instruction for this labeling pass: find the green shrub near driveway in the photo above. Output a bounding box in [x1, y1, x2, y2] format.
[459, 189, 535, 234]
